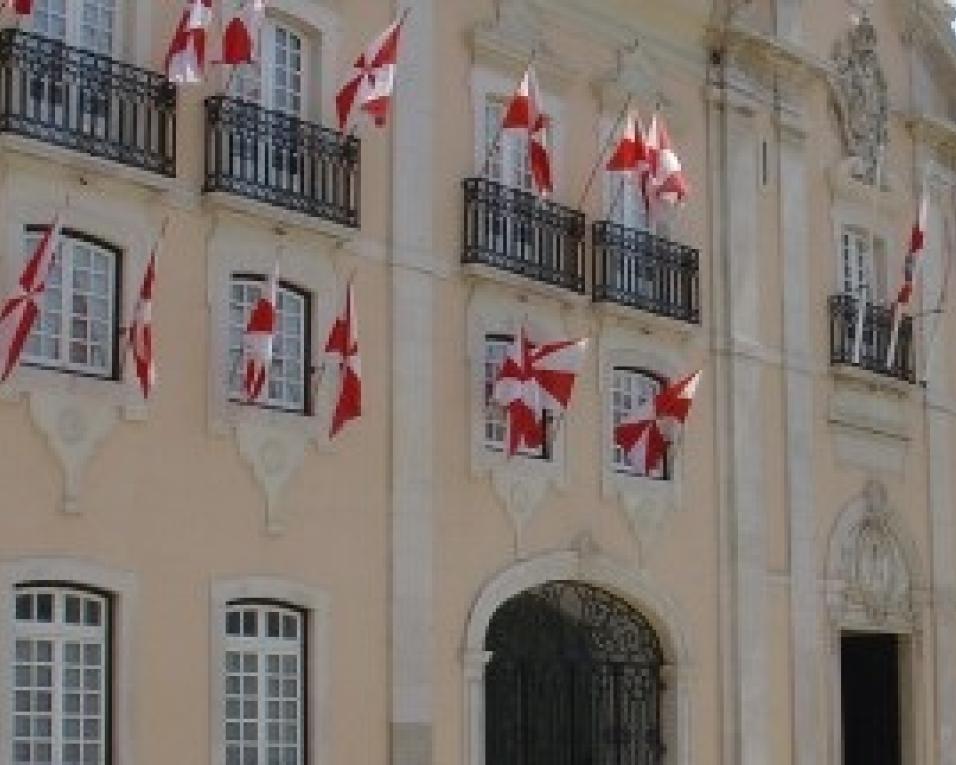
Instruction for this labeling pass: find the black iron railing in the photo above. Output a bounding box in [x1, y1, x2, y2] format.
[0, 29, 176, 176]
[462, 177, 586, 294]
[204, 96, 360, 228]
[829, 294, 915, 383]
[592, 221, 700, 323]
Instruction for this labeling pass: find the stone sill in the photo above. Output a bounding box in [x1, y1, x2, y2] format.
[462, 262, 589, 309]
[203, 191, 358, 244]
[594, 300, 701, 342]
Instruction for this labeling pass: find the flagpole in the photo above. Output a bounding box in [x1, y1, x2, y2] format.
[853, 145, 883, 366]
[578, 94, 632, 212]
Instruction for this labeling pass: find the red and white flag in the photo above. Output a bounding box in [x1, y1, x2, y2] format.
[165, 0, 213, 84]
[0, 215, 63, 383]
[222, 0, 267, 66]
[336, 13, 406, 132]
[502, 66, 553, 196]
[325, 280, 361, 438]
[128, 250, 157, 400]
[646, 111, 688, 210]
[887, 193, 928, 367]
[241, 264, 278, 403]
[606, 109, 652, 215]
[493, 327, 587, 457]
[3, 0, 33, 15]
[615, 370, 701, 475]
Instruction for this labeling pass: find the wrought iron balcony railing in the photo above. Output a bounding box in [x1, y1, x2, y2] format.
[204, 96, 360, 229]
[0, 29, 176, 176]
[462, 177, 586, 294]
[829, 293, 915, 383]
[592, 221, 700, 324]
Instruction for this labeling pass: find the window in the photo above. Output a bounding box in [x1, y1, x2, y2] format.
[22, 228, 120, 380]
[12, 585, 109, 765]
[611, 367, 667, 479]
[604, 171, 648, 231]
[483, 334, 551, 459]
[840, 225, 886, 302]
[229, 275, 310, 414]
[484, 97, 537, 192]
[231, 19, 309, 117]
[32, 0, 118, 55]
[224, 602, 305, 765]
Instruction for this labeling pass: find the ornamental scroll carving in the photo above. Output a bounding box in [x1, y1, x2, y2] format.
[828, 481, 914, 630]
[831, 12, 888, 185]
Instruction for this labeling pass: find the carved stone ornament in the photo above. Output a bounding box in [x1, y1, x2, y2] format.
[28, 392, 118, 514]
[236, 420, 309, 535]
[828, 481, 915, 630]
[830, 12, 888, 185]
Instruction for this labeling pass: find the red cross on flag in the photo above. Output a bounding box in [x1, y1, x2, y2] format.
[325, 280, 361, 438]
[336, 13, 407, 132]
[128, 250, 157, 400]
[615, 370, 701, 475]
[493, 327, 588, 457]
[222, 0, 267, 66]
[502, 66, 553, 197]
[0, 215, 63, 383]
[241, 264, 278, 403]
[165, 0, 213, 84]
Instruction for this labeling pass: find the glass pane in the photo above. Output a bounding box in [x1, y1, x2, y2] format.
[36, 593, 53, 622]
[15, 593, 33, 621]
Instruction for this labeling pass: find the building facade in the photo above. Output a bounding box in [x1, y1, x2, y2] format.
[0, 0, 955, 764]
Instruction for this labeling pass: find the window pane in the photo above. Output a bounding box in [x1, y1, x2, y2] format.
[611, 369, 665, 477]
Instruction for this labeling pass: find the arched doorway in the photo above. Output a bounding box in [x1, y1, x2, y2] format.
[485, 580, 664, 765]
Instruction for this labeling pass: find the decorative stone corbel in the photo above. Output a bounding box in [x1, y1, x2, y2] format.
[236, 420, 310, 535]
[28, 391, 118, 514]
[490, 461, 552, 550]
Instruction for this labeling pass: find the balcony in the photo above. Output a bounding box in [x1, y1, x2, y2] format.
[828, 294, 915, 384]
[204, 96, 360, 229]
[462, 177, 586, 294]
[592, 221, 700, 324]
[0, 29, 176, 176]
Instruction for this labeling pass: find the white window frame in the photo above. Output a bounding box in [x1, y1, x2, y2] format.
[228, 274, 310, 415]
[839, 224, 886, 303]
[609, 367, 667, 479]
[22, 228, 119, 381]
[11, 584, 110, 765]
[223, 602, 305, 765]
[211, 578, 331, 765]
[230, 14, 310, 118]
[483, 97, 534, 192]
[483, 333, 553, 461]
[31, 0, 123, 57]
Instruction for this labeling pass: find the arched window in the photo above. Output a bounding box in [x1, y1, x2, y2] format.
[223, 601, 305, 765]
[12, 584, 110, 765]
[485, 581, 664, 765]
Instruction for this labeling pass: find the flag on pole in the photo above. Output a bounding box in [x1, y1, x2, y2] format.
[336, 13, 406, 132]
[886, 192, 928, 368]
[3, 0, 33, 15]
[128, 250, 157, 400]
[222, 0, 267, 66]
[502, 66, 553, 196]
[606, 109, 651, 215]
[0, 216, 63, 383]
[241, 264, 278, 402]
[615, 370, 701, 475]
[166, 0, 213, 84]
[646, 111, 688, 209]
[325, 279, 361, 438]
[493, 327, 587, 457]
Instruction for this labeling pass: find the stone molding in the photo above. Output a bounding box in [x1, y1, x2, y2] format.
[466, 285, 580, 544]
[209, 576, 331, 765]
[462, 548, 692, 765]
[0, 557, 138, 765]
[206, 211, 342, 532]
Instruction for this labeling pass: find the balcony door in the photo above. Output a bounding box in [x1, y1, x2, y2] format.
[31, 0, 118, 55]
[229, 18, 309, 194]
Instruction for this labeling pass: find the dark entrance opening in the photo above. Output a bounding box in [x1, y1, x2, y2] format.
[485, 581, 664, 765]
[841, 632, 902, 765]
